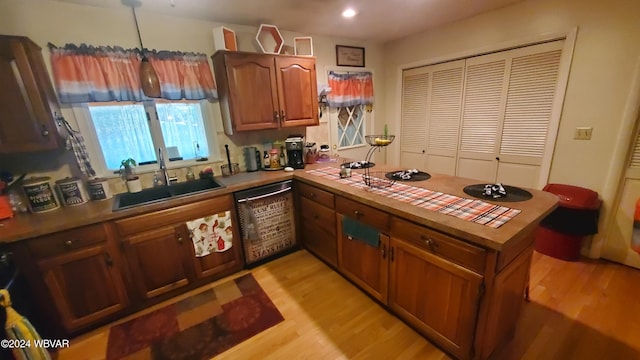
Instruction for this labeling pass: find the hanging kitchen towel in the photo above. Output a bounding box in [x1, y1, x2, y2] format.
[342, 216, 379, 247]
[58, 115, 96, 177]
[186, 211, 233, 257]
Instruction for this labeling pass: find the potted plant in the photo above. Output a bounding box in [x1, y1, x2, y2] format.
[120, 158, 141, 193]
[120, 158, 137, 180]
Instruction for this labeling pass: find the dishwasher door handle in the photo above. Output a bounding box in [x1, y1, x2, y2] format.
[236, 187, 292, 203]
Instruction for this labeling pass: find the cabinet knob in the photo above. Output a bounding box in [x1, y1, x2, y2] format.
[313, 214, 319, 220]
[64, 240, 73, 249]
[381, 244, 386, 259]
[354, 210, 361, 217]
[42, 129, 49, 136]
[347, 235, 353, 241]
[177, 236, 183, 244]
[309, 192, 316, 198]
[274, 111, 280, 121]
[105, 253, 113, 266]
[280, 110, 286, 120]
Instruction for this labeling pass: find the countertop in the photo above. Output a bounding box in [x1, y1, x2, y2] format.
[0, 163, 559, 251]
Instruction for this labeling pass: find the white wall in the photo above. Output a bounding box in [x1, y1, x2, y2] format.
[382, 0, 640, 257]
[0, 0, 384, 188]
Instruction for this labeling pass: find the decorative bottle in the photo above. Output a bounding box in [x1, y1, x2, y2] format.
[263, 150, 270, 168]
[279, 146, 287, 167]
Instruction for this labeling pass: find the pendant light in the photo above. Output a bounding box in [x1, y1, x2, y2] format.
[124, 0, 161, 98]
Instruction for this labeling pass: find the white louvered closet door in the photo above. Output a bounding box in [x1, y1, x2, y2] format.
[456, 52, 509, 183]
[400, 68, 429, 168]
[425, 60, 465, 175]
[496, 41, 564, 188]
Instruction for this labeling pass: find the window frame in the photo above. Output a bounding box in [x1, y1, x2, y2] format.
[73, 100, 221, 178]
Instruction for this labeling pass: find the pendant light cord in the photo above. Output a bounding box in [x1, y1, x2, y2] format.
[131, 6, 145, 52]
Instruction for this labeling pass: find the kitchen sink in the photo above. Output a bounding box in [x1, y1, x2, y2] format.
[112, 178, 224, 211]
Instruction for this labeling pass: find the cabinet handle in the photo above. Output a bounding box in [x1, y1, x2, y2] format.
[105, 253, 113, 266]
[421, 236, 439, 250]
[381, 244, 386, 259]
[274, 111, 280, 121]
[280, 110, 286, 120]
[64, 240, 73, 249]
[313, 214, 319, 220]
[390, 247, 395, 261]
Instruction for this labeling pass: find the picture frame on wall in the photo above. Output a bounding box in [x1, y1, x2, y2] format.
[336, 45, 365, 67]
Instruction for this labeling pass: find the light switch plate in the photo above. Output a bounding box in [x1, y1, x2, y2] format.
[574, 127, 593, 140]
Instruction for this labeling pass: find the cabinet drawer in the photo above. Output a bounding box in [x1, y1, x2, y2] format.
[300, 196, 336, 235]
[28, 223, 108, 259]
[391, 217, 486, 273]
[297, 182, 334, 209]
[336, 196, 390, 232]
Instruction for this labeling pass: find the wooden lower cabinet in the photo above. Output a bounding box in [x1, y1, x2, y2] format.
[122, 225, 191, 300]
[38, 244, 129, 332]
[389, 237, 483, 359]
[299, 193, 337, 267]
[338, 214, 389, 303]
[115, 195, 244, 303]
[13, 223, 130, 334]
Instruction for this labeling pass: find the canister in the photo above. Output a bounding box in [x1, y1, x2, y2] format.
[87, 178, 112, 201]
[22, 177, 59, 213]
[55, 177, 88, 206]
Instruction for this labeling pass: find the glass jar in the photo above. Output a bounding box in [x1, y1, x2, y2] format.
[269, 148, 280, 169]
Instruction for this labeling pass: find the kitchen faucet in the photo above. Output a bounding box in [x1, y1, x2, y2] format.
[158, 148, 171, 186]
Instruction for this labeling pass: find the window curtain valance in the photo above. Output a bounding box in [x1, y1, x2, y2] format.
[48, 43, 217, 103]
[327, 71, 374, 107]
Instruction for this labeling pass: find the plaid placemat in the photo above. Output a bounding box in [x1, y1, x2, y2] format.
[306, 167, 521, 228]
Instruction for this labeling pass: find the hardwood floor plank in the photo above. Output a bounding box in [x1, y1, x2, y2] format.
[56, 249, 640, 360]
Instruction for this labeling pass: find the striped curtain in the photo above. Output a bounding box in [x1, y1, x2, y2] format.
[48, 43, 217, 103]
[327, 71, 374, 107]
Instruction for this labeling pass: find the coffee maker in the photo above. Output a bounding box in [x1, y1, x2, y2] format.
[285, 135, 305, 169]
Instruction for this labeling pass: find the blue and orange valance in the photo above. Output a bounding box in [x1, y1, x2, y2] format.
[48, 43, 217, 103]
[327, 71, 374, 107]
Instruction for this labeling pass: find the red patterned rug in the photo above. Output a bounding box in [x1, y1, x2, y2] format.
[106, 273, 283, 360]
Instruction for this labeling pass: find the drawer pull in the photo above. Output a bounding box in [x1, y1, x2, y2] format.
[353, 210, 362, 217]
[309, 192, 316, 198]
[421, 236, 439, 250]
[64, 240, 73, 249]
[347, 235, 353, 241]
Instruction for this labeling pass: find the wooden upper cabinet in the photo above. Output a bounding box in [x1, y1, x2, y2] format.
[213, 51, 318, 135]
[275, 56, 318, 127]
[0, 35, 63, 153]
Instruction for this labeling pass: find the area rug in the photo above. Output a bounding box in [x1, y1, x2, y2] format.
[106, 273, 283, 360]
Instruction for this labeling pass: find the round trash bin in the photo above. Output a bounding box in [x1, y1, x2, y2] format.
[535, 183, 601, 261]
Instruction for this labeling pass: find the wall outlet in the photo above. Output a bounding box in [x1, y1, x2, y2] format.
[574, 127, 593, 140]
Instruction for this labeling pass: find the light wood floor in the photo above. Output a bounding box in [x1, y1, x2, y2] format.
[56, 249, 640, 360]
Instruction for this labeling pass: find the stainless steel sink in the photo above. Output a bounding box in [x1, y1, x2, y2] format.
[112, 178, 224, 211]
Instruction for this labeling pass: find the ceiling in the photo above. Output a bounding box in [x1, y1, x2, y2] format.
[51, 0, 524, 43]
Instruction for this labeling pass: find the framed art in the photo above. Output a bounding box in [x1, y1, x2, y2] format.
[336, 45, 365, 67]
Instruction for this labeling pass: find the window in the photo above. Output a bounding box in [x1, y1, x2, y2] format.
[75, 100, 219, 177]
[337, 105, 366, 149]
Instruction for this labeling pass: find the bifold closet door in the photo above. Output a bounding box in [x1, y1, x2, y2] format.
[400, 60, 465, 174]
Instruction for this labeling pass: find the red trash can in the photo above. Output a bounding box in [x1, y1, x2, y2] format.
[535, 184, 601, 261]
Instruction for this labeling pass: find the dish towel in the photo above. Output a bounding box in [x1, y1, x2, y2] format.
[186, 211, 233, 257]
[342, 216, 380, 247]
[484, 183, 507, 199]
[58, 115, 96, 177]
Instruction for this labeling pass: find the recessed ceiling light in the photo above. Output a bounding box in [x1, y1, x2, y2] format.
[342, 8, 357, 18]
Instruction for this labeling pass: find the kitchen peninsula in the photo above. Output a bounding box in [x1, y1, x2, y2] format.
[1, 163, 558, 360]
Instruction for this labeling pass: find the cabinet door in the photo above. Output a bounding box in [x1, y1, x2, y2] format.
[184, 218, 244, 280]
[337, 214, 389, 303]
[123, 225, 191, 300]
[300, 196, 337, 266]
[389, 237, 483, 359]
[225, 53, 279, 131]
[275, 56, 319, 127]
[0, 36, 61, 153]
[37, 245, 129, 332]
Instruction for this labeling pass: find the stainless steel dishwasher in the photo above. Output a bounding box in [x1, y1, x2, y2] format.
[234, 180, 297, 267]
